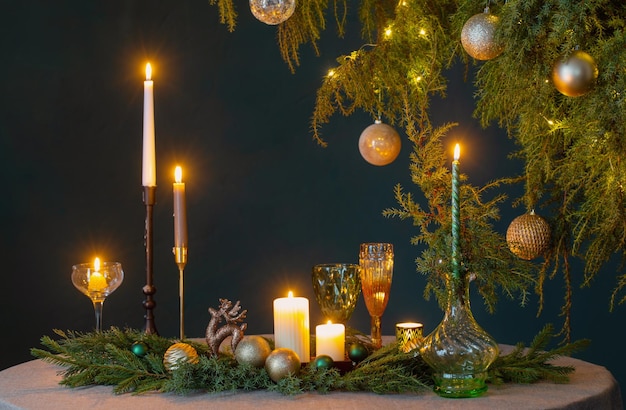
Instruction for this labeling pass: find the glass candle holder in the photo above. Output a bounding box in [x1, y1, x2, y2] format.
[395, 322, 424, 353]
[71, 261, 124, 332]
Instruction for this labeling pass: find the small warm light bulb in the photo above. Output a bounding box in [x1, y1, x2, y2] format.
[175, 166, 182, 183]
[420, 28, 426, 35]
[415, 76, 422, 82]
[547, 119, 555, 125]
[145, 63, 152, 81]
[385, 27, 392, 37]
[94, 257, 101, 272]
[288, 291, 294, 298]
[327, 69, 335, 78]
[454, 144, 460, 161]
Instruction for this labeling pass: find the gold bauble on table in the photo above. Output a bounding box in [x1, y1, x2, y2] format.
[506, 211, 552, 260]
[358, 120, 401, 166]
[163, 342, 199, 372]
[234, 335, 272, 368]
[461, 8, 504, 61]
[264, 348, 301, 382]
[552, 50, 599, 97]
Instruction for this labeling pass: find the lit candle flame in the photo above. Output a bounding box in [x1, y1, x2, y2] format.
[94, 257, 101, 272]
[327, 320, 332, 325]
[175, 166, 182, 183]
[454, 144, 460, 161]
[145, 63, 152, 81]
[288, 291, 293, 298]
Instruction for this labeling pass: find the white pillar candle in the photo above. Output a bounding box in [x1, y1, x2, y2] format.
[173, 166, 187, 248]
[315, 321, 345, 362]
[142, 63, 156, 187]
[273, 291, 310, 363]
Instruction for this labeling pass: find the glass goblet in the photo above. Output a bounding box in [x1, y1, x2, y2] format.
[71, 260, 124, 332]
[312, 263, 362, 324]
[359, 243, 394, 348]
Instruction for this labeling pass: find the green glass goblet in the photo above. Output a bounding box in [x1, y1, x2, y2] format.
[312, 263, 362, 324]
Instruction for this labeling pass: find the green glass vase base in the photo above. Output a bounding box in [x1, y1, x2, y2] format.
[432, 372, 488, 398]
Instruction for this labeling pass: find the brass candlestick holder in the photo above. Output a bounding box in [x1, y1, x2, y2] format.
[142, 186, 158, 335]
[174, 246, 188, 340]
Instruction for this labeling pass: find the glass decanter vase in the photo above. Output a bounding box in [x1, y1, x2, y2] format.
[419, 272, 499, 398]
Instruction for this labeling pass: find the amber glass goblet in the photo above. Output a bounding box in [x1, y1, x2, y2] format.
[359, 243, 394, 348]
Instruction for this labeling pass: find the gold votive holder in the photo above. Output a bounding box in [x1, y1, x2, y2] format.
[396, 322, 424, 353]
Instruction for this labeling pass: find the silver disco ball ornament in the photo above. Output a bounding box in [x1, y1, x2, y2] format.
[461, 9, 504, 61]
[552, 50, 599, 97]
[358, 120, 401, 166]
[249, 0, 296, 25]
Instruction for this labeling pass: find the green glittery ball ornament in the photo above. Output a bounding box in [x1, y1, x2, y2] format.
[313, 355, 334, 370]
[264, 348, 301, 382]
[131, 341, 148, 357]
[235, 335, 272, 368]
[348, 342, 369, 363]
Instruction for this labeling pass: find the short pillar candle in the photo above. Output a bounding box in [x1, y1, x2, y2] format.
[315, 321, 345, 361]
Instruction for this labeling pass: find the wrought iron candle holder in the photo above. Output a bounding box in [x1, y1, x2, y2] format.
[142, 186, 158, 335]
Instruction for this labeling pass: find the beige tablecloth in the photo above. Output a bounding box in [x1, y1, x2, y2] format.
[0, 346, 622, 410]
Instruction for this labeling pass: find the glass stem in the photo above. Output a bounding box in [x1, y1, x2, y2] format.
[93, 300, 104, 332]
[371, 315, 382, 349]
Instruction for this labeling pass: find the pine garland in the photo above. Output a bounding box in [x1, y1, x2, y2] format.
[30, 326, 588, 396]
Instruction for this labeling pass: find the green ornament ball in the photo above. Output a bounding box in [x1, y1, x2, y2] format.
[265, 348, 301, 382]
[131, 341, 148, 357]
[348, 342, 369, 363]
[313, 354, 334, 370]
[235, 335, 272, 368]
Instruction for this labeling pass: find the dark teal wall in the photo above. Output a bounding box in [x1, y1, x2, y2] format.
[0, 0, 623, 399]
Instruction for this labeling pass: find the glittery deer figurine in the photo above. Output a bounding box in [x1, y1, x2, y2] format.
[205, 299, 248, 357]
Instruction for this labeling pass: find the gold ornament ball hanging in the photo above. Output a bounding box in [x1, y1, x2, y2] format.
[358, 120, 401, 166]
[235, 335, 272, 368]
[506, 212, 551, 260]
[163, 342, 199, 372]
[249, 0, 295, 25]
[461, 10, 504, 61]
[264, 347, 301, 382]
[552, 50, 599, 97]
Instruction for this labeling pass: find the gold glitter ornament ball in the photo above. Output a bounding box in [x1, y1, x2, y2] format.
[249, 0, 295, 25]
[235, 335, 272, 368]
[264, 348, 301, 382]
[461, 10, 504, 60]
[506, 211, 551, 260]
[552, 50, 599, 97]
[358, 121, 401, 166]
[163, 342, 199, 372]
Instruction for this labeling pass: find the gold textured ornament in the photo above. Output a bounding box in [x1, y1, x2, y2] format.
[264, 348, 301, 382]
[506, 211, 552, 260]
[552, 50, 598, 97]
[461, 8, 504, 61]
[235, 335, 272, 368]
[163, 342, 199, 372]
[358, 120, 401, 166]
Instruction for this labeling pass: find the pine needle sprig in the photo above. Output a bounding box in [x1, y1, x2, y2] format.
[488, 324, 590, 385]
